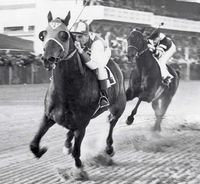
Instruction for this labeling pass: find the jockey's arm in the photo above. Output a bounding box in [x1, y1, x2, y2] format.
[79, 40, 105, 70]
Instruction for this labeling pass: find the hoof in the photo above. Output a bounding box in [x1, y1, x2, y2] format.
[105, 146, 115, 157]
[30, 144, 47, 158]
[70, 167, 89, 181]
[62, 146, 72, 155]
[126, 116, 134, 125]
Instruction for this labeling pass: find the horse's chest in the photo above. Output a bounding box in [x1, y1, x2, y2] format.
[49, 101, 94, 129]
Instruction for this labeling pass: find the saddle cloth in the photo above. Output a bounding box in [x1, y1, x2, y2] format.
[105, 66, 116, 88]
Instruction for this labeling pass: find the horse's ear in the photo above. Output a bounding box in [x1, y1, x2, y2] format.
[64, 11, 71, 26]
[48, 11, 53, 22]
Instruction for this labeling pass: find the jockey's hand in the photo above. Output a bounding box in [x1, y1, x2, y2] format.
[147, 40, 155, 52]
[147, 43, 155, 52]
[74, 41, 83, 54]
[155, 49, 163, 58]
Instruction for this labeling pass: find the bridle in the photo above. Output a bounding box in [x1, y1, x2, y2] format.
[127, 30, 149, 58]
[44, 32, 78, 64]
[128, 44, 149, 58]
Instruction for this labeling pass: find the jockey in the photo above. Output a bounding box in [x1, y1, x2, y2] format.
[71, 20, 111, 108]
[147, 29, 176, 86]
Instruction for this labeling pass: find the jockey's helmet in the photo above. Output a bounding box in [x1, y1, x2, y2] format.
[71, 20, 89, 35]
[149, 29, 160, 40]
[149, 29, 165, 40]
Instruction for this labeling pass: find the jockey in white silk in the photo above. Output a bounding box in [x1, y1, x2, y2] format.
[71, 20, 111, 108]
[148, 30, 176, 86]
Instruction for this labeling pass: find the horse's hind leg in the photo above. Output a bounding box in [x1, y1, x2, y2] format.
[126, 98, 141, 125]
[30, 115, 55, 158]
[152, 97, 172, 131]
[106, 116, 118, 156]
[63, 130, 74, 155]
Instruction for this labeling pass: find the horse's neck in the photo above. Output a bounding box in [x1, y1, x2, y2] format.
[53, 55, 85, 93]
[138, 51, 157, 70]
[53, 54, 96, 98]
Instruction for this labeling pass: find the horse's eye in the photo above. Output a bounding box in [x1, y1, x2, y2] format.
[39, 30, 47, 41]
[58, 31, 69, 42]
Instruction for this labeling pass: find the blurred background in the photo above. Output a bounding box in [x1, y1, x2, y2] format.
[0, 0, 200, 85]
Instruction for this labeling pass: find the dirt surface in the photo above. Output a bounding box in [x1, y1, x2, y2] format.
[0, 81, 200, 184]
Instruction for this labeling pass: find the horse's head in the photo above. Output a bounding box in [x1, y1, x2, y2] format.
[127, 28, 147, 61]
[39, 11, 75, 70]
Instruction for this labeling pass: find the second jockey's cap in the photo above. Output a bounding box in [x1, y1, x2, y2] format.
[71, 20, 89, 35]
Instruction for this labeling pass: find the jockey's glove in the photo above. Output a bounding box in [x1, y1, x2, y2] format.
[147, 43, 155, 52]
[74, 41, 83, 54]
[155, 48, 164, 58]
[147, 40, 155, 52]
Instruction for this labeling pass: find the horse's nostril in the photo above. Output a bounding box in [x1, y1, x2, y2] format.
[48, 57, 55, 63]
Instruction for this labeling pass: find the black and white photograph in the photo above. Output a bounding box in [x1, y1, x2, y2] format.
[0, 0, 200, 183]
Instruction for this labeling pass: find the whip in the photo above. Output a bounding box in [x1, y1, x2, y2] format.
[69, 0, 90, 30]
[149, 22, 164, 38]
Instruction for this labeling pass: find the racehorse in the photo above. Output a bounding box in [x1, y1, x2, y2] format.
[126, 29, 180, 131]
[29, 11, 126, 179]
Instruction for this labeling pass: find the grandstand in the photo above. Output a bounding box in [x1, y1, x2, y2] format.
[0, 0, 200, 84]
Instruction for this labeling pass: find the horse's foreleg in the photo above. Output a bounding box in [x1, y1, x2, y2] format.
[126, 87, 134, 101]
[71, 128, 88, 180]
[63, 130, 74, 155]
[72, 129, 86, 168]
[30, 115, 55, 158]
[152, 97, 172, 131]
[106, 116, 119, 156]
[126, 98, 141, 125]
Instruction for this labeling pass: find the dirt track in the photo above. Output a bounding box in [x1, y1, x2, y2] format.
[0, 81, 200, 184]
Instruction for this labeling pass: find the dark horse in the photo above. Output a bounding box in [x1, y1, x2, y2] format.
[126, 29, 180, 131]
[29, 11, 126, 179]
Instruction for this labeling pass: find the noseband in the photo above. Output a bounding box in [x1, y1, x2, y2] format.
[45, 36, 77, 63]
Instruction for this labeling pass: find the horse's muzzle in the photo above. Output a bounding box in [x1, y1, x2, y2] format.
[42, 57, 57, 70]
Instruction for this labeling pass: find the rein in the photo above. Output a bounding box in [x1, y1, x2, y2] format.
[128, 44, 149, 57]
[51, 41, 84, 75]
[127, 30, 149, 58]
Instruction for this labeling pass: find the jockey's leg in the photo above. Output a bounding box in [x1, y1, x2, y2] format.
[158, 61, 173, 80]
[96, 47, 111, 108]
[158, 45, 176, 85]
[97, 67, 110, 108]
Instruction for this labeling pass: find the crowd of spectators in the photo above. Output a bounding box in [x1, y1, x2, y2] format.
[0, 50, 42, 67]
[85, 0, 200, 21]
[90, 21, 200, 78]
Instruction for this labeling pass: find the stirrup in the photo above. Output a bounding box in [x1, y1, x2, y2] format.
[99, 96, 109, 108]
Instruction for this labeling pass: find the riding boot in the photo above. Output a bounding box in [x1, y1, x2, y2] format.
[99, 79, 110, 108]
